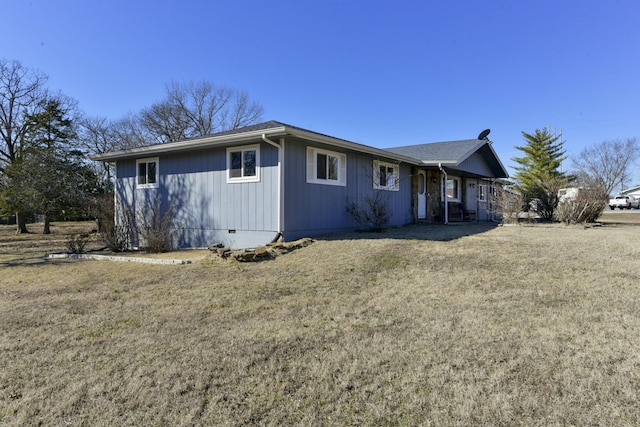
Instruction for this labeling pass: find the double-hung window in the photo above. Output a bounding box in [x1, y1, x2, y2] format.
[137, 158, 159, 189]
[373, 160, 399, 191]
[306, 147, 346, 186]
[227, 144, 260, 183]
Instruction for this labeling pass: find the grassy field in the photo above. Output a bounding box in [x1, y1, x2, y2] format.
[1, 216, 640, 425]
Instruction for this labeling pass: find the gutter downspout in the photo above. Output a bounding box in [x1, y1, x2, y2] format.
[262, 134, 283, 241]
[439, 163, 448, 224]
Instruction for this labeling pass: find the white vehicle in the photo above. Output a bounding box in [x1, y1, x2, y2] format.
[608, 195, 640, 210]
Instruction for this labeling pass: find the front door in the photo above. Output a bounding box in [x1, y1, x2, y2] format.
[418, 170, 427, 219]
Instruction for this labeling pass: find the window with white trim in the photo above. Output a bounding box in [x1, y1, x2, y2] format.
[227, 144, 260, 183]
[306, 147, 346, 186]
[137, 158, 159, 188]
[447, 177, 461, 201]
[373, 160, 399, 191]
[479, 184, 486, 201]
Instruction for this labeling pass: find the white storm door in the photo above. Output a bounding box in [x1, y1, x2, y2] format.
[418, 170, 427, 219]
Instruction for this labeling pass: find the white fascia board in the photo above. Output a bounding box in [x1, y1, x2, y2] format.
[285, 127, 423, 166]
[421, 160, 458, 166]
[90, 123, 423, 166]
[91, 126, 288, 161]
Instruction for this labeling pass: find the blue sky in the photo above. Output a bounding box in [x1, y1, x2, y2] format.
[3, 0, 640, 179]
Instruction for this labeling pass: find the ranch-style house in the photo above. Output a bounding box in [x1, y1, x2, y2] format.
[92, 121, 509, 249]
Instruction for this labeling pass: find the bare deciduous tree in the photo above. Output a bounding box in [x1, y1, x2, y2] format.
[140, 80, 264, 143]
[0, 60, 49, 168]
[78, 116, 115, 186]
[571, 138, 640, 196]
[489, 184, 525, 224]
[111, 113, 150, 150]
[0, 59, 49, 232]
[79, 113, 153, 189]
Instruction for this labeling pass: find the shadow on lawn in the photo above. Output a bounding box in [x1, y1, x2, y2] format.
[0, 254, 57, 268]
[320, 222, 499, 243]
[597, 211, 640, 226]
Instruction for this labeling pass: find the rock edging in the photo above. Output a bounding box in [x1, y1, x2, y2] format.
[45, 253, 192, 265]
[209, 238, 313, 262]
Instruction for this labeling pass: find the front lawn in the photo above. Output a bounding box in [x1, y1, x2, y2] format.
[1, 222, 639, 425]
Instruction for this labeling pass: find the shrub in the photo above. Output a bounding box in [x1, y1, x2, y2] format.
[137, 197, 177, 253]
[346, 192, 390, 231]
[66, 234, 89, 254]
[555, 188, 607, 224]
[95, 193, 135, 252]
[490, 185, 524, 224]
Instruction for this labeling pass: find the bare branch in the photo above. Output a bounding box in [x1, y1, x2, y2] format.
[0, 59, 49, 169]
[571, 138, 639, 195]
[139, 80, 264, 143]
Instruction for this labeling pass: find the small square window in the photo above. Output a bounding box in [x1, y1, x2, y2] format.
[373, 160, 399, 191]
[227, 145, 260, 183]
[306, 147, 346, 186]
[137, 158, 159, 189]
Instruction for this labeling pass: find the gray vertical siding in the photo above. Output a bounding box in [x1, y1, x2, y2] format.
[115, 137, 416, 248]
[459, 152, 493, 176]
[282, 138, 414, 241]
[116, 142, 279, 249]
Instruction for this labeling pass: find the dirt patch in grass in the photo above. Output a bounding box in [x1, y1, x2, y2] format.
[2, 221, 640, 425]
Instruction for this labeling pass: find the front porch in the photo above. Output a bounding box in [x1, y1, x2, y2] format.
[446, 201, 477, 222]
[401, 138, 508, 225]
[414, 168, 490, 224]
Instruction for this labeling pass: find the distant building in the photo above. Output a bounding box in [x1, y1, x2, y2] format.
[620, 185, 640, 199]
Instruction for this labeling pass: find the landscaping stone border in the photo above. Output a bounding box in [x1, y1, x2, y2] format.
[45, 253, 192, 265]
[209, 238, 314, 262]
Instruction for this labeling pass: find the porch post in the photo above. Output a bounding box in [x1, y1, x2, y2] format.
[439, 164, 448, 224]
[412, 167, 418, 223]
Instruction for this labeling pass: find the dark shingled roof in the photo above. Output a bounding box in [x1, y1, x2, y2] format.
[92, 120, 508, 177]
[204, 120, 362, 146]
[208, 120, 288, 137]
[385, 140, 483, 163]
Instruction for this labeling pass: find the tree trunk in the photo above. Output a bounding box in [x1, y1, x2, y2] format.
[43, 215, 51, 234]
[15, 212, 29, 234]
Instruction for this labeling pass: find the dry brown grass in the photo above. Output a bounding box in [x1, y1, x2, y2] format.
[1, 220, 640, 425]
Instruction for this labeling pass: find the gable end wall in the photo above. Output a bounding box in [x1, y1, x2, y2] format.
[115, 142, 279, 249]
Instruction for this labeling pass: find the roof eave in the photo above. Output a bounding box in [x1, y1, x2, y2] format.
[285, 127, 422, 166]
[421, 160, 458, 166]
[90, 126, 289, 161]
[90, 124, 422, 165]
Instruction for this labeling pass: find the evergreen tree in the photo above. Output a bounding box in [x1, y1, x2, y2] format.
[0, 98, 99, 233]
[512, 128, 570, 220]
[25, 98, 76, 152]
